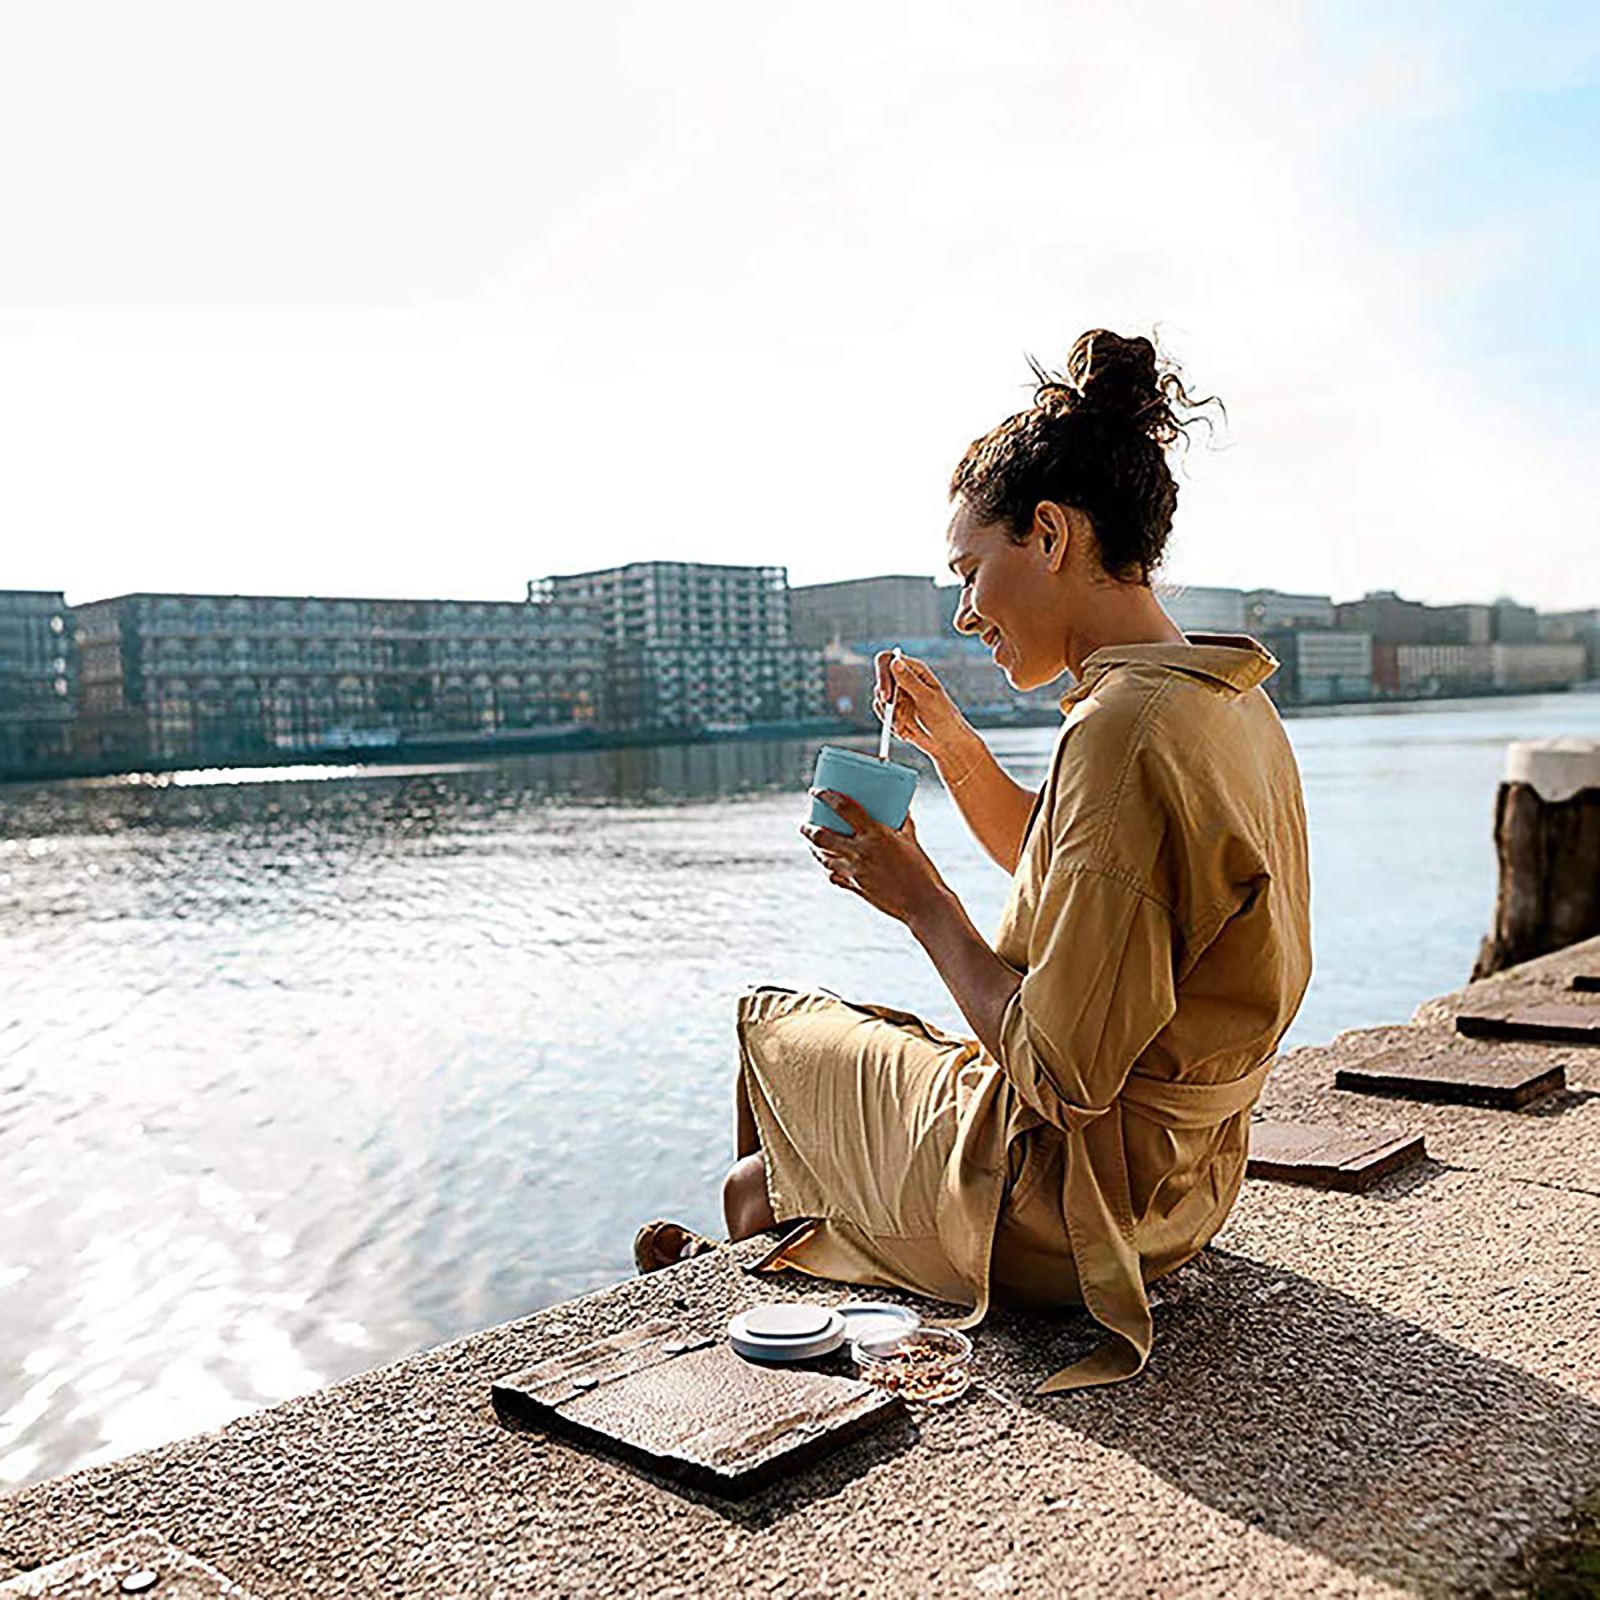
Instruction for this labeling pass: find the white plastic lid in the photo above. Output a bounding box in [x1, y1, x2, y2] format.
[727, 1304, 846, 1363]
[836, 1301, 919, 1343]
[741, 1304, 833, 1340]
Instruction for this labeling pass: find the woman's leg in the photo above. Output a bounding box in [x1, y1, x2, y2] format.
[735, 1055, 761, 1159]
[722, 1153, 776, 1239]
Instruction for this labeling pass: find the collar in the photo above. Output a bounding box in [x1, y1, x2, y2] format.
[1059, 632, 1279, 709]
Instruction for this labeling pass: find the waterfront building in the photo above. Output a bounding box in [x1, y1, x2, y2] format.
[1386, 642, 1496, 696]
[1491, 597, 1539, 644]
[789, 575, 946, 649]
[1161, 584, 1247, 634]
[1245, 588, 1336, 631]
[1334, 590, 1430, 644]
[1259, 629, 1374, 705]
[1537, 609, 1600, 678]
[73, 591, 606, 767]
[1491, 641, 1588, 690]
[531, 561, 825, 733]
[1426, 603, 1494, 645]
[0, 589, 76, 775]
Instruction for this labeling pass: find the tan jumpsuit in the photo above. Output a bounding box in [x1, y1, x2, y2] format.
[738, 635, 1314, 1391]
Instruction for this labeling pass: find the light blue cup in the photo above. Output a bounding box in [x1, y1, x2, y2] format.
[809, 745, 919, 836]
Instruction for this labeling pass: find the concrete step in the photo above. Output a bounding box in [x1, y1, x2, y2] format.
[1333, 1032, 1567, 1108]
[1456, 997, 1600, 1045]
[1246, 1120, 1425, 1192]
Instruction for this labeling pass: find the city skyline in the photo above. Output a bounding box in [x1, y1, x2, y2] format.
[1, 5, 1596, 611]
[31, 568, 1598, 619]
[6, 563, 1593, 782]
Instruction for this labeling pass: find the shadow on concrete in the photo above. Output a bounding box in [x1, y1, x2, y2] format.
[1520, 1087, 1600, 1119]
[988, 1250, 1600, 1595]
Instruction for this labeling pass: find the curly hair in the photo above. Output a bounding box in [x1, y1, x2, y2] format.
[949, 330, 1222, 584]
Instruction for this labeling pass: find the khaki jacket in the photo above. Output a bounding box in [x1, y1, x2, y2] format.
[937, 634, 1313, 1391]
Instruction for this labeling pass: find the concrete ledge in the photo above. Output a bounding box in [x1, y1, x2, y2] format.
[4, 938, 1599, 1598]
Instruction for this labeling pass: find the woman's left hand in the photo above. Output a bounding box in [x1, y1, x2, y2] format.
[801, 792, 950, 925]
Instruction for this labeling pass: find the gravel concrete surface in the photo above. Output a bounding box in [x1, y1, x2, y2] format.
[3, 939, 1598, 1599]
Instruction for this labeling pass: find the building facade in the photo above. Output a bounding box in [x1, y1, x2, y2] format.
[1491, 598, 1539, 644]
[1161, 585, 1247, 634]
[1537, 609, 1600, 678]
[789, 575, 945, 648]
[1246, 589, 1336, 631]
[0, 589, 76, 775]
[532, 561, 825, 733]
[1386, 642, 1496, 696]
[1336, 590, 1430, 645]
[1426, 603, 1493, 645]
[74, 591, 606, 766]
[1491, 641, 1588, 690]
[1259, 629, 1374, 705]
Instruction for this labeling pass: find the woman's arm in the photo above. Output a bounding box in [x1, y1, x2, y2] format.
[931, 723, 1040, 875]
[801, 791, 1021, 1059]
[874, 653, 1037, 872]
[905, 884, 1021, 1059]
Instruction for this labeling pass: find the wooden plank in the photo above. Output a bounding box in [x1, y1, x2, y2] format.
[1455, 1000, 1600, 1045]
[1247, 1120, 1426, 1192]
[0, 1530, 255, 1598]
[491, 1317, 902, 1498]
[1335, 1033, 1566, 1109]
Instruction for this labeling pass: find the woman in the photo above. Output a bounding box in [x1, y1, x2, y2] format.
[636, 329, 1312, 1391]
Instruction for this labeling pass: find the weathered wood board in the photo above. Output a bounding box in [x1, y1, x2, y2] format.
[1247, 1120, 1426, 1192]
[0, 1530, 254, 1598]
[1334, 1033, 1567, 1109]
[491, 1318, 902, 1498]
[1455, 999, 1600, 1045]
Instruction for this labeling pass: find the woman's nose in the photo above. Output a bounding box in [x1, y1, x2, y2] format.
[953, 596, 981, 635]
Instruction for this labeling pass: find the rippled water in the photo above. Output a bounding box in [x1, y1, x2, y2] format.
[4, 691, 1599, 1486]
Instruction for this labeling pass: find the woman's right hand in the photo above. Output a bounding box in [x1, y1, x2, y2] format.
[873, 652, 974, 765]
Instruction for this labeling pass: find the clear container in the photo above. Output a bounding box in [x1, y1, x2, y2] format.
[852, 1326, 973, 1404]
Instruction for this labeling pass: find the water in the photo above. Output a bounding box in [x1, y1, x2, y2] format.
[3, 691, 1598, 1486]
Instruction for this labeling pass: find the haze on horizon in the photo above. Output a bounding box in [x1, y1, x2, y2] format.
[1, 2, 1596, 613]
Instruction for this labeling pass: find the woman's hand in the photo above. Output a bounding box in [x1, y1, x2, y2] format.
[800, 790, 951, 926]
[872, 652, 976, 766]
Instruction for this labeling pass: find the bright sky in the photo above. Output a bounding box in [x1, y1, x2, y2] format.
[2, 1, 1596, 610]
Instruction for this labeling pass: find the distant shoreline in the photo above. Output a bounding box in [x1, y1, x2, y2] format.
[4, 682, 1595, 788]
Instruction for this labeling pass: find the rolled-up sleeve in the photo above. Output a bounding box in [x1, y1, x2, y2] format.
[996, 860, 1178, 1132]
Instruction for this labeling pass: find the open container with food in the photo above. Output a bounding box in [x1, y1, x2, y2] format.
[851, 1326, 973, 1405]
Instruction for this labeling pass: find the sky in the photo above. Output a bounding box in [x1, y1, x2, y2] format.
[1, 1, 1596, 611]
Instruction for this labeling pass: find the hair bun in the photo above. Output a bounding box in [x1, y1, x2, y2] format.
[1031, 328, 1215, 449]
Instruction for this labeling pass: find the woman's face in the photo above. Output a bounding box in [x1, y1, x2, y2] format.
[945, 497, 1075, 691]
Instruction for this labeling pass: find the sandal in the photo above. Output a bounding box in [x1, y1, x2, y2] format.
[633, 1219, 720, 1275]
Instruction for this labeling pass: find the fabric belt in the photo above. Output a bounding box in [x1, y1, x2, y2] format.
[935, 1054, 1275, 1395]
[1120, 1056, 1274, 1129]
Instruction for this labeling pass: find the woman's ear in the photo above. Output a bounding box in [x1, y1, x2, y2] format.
[1033, 501, 1073, 572]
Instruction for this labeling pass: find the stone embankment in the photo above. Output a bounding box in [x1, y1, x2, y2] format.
[3, 939, 1598, 1598]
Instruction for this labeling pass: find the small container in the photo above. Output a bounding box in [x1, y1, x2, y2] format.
[809, 746, 918, 836]
[852, 1326, 973, 1404]
[727, 1303, 845, 1363]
